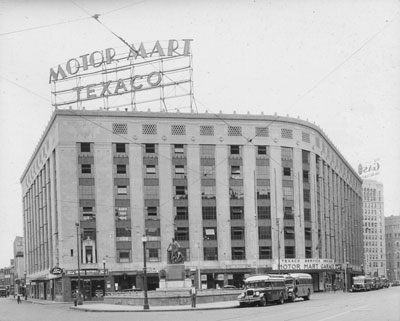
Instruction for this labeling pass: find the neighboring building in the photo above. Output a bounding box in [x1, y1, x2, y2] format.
[362, 180, 386, 277]
[13, 236, 25, 295]
[21, 109, 363, 301]
[385, 215, 400, 282]
[0, 264, 14, 296]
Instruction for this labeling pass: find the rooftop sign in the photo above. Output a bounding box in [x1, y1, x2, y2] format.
[50, 39, 193, 111]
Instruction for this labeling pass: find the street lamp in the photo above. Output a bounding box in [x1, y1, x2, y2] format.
[24, 272, 27, 300]
[102, 258, 106, 297]
[75, 222, 82, 305]
[141, 235, 149, 310]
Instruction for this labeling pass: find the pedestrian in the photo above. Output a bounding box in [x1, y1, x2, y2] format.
[190, 285, 197, 308]
[17, 293, 21, 304]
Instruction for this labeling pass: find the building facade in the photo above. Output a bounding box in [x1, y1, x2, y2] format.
[362, 180, 386, 277]
[385, 215, 400, 282]
[21, 110, 363, 301]
[13, 236, 25, 295]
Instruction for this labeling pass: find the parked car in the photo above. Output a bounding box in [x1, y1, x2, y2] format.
[223, 285, 236, 289]
[392, 280, 400, 287]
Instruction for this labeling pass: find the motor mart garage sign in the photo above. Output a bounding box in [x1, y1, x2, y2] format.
[273, 259, 336, 271]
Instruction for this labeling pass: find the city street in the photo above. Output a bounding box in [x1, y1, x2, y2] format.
[0, 287, 399, 321]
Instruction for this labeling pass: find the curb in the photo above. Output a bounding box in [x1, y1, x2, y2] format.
[69, 304, 239, 312]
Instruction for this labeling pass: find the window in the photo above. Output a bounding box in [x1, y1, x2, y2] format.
[175, 165, 185, 175]
[284, 246, 296, 258]
[302, 150, 310, 163]
[303, 170, 309, 183]
[232, 247, 245, 260]
[175, 186, 187, 199]
[303, 189, 311, 202]
[256, 165, 269, 179]
[305, 227, 312, 240]
[258, 226, 272, 239]
[230, 206, 244, 220]
[175, 207, 188, 220]
[201, 186, 216, 199]
[82, 228, 96, 241]
[115, 143, 126, 153]
[174, 144, 185, 154]
[175, 227, 189, 241]
[201, 165, 215, 178]
[147, 206, 157, 217]
[203, 227, 217, 240]
[258, 145, 267, 155]
[231, 165, 241, 178]
[145, 144, 155, 153]
[259, 246, 272, 259]
[115, 207, 128, 220]
[80, 143, 91, 153]
[258, 206, 271, 219]
[200, 145, 215, 158]
[81, 164, 91, 174]
[144, 186, 159, 199]
[231, 226, 245, 240]
[283, 167, 292, 176]
[116, 164, 126, 174]
[281, 147, 293, 160]
[117, 186, 128, 195]
[284, 207, 294, 219]
[82, 207, 95, 220]
[204, 247, 218, 261]
[119, 251, 130, 263]
[116, 227, 131, 237]
[304, 208, 311, 221]
[146, 165, 156, 174]
[146, 227, 160, 236]
[230, 145, 240, 155]
[305, 247, 312, 258]
[283, 186, 294, 201]
[229, 186, 244, 199]
[256, 186, 270, 199]
[85, 246, 94, 263]
[202, 207, 217, 220]
[148, 248, 159, 261]
[284, 227, 295, 240]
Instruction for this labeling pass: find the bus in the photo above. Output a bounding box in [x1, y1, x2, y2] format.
[282, 273, 313, 302]
[352, 276, 373, 292]
[238, 275, 288, 307]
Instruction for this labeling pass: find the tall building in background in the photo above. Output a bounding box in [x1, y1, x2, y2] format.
[362, 180, 386, 277]
[13, 236, 25, 295]
[385, 215, 400, 282]
[20, 110, 363, 301]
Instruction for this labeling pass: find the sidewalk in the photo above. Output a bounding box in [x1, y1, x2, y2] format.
[70, 300, 239, 312]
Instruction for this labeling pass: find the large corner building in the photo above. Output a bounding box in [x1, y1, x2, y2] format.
[21, 109, 363, 301]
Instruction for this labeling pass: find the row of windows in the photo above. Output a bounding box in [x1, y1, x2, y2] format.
[81, 205, 313, 223]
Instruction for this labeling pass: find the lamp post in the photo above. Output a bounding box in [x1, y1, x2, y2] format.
[24, 272, 27, 300]
[75, 222, 82, 305]
[141, 235, 149, 310]
[102, 258, 106, 297]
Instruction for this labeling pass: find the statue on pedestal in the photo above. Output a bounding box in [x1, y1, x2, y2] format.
[167, 238, 184, 264]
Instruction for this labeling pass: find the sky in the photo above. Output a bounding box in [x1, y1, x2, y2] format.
[0, 0, 399, 268]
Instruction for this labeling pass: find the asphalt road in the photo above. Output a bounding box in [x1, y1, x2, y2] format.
[1, 287, 399, 321]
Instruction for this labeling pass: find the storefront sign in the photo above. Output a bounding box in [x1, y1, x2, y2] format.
[65, 269, 108, 277]
[273, 259, 335, 271]
[49, 266, 63, 275]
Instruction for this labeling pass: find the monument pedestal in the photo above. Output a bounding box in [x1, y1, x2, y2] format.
[158, 264, 192, 290]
